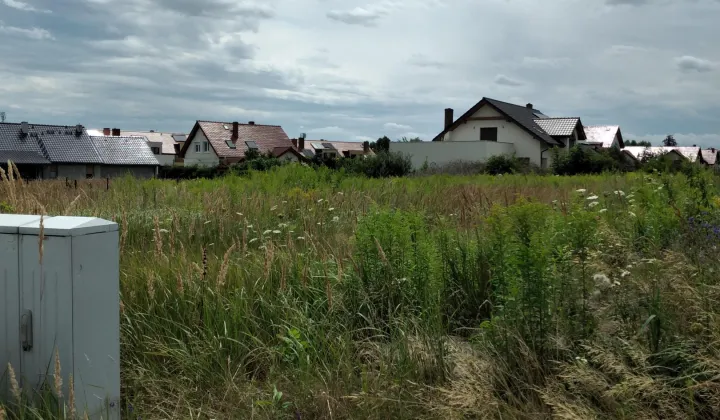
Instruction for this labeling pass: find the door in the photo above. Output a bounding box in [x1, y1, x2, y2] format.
[19, 234, 73, 397]
[0, 232, 21, 396]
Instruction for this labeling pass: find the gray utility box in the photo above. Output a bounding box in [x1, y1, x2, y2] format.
[1, 214, 120, 419]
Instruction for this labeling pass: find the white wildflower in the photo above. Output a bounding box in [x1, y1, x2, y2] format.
[576, 189, 587, 194]
[263, 229, 272, 235]
[589, 201, 599, 207]
[614, 190, 626, 196]
[297, 236, 305, 240]
[204, 221, 211, 225]
[282, 200, 287, 203]
[236, 212, 243, 216]
[249, 238, 258, 243]
[587, 195, 599, 200]
[278, 223, 289, 228]
[270, 205, 278, 211]
[629, 211, 636, 217]
[328, 207, 335, 212]
[332, 216, 340, 222]
[599, 208, 607, 213]
[593, 273, 611, 288]
[317, 199, 324, 203]
[246, 224, 253, 228]
[337, 192, 344, 195]
[273, 230, 281, 234]
[620, 270, 630, 278]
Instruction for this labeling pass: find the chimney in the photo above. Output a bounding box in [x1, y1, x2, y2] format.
[20, 121, 28, 135]
[298, 136, 305, 151]
[111, 128, 120, 136]
[363, 141, 370, 153]
[291, 138, 298, 147]
[248, 121, 255, 125]
[75, 124, 83, 135]
[232, 121, 239, 142]
[526, 103, 533, 109]
[103, 127, 111, 136]
[444, 108, 453, 130]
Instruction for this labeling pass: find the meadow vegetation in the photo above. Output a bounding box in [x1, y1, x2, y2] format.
[2, 164, 720, 419]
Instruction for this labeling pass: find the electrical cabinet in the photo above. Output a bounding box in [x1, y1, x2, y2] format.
[0, 215, 120, 419]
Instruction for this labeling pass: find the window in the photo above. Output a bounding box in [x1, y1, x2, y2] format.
[86, 165, 95, 179]
[195, 143, 201, 153]
[151, 147, 160, 154]
[202, 142, 209, 152]
[245, 141, 259, 150]
[225, 140, 236, 149]
[49, 164, 58, 179]
[480, 127, 498, 142]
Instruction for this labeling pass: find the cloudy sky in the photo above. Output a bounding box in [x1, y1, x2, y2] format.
[1, 0, 719, 146]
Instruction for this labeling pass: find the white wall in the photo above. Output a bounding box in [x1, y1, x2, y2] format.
[184, 130, 220, 167]
[391, 141, 515, 170]
[443, 105, 546, 166]
[156, 155, 175, 166]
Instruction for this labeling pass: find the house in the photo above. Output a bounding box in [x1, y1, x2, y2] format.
[700, 148, 719, 167]
[622, 146, 701, 163]
[88, 128, 184, 166]
[293, 138, 373, 159]
[580, 125, 624, 149]
[179, 120, 299, 167]
[392, 97, 586, 169]
[0, 121, 159, 179]
[90, 136, 161, 178]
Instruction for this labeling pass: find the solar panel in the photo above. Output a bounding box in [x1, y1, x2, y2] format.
[322, 142, 335, 150]
[311, 142, 324, 150]
[245, 140, 258, 149]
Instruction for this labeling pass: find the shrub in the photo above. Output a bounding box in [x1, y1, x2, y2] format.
[485, 155, 521, 175]
[552, 146, 624, 175]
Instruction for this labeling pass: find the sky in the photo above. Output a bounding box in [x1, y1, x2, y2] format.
[0, 0, 719, 146]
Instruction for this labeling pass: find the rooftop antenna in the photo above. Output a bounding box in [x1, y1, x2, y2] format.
[0, 112, 5, 123]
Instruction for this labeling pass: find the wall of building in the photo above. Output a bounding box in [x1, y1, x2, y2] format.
[42, 164, 95, 180]
[100, 166, 157, 179]
[156, 154, 175, 166]
[443, 105, 546, 166]
[391, 141, 515, 170]
[278, 152, 299, 163]
[184, 130, 220, 167]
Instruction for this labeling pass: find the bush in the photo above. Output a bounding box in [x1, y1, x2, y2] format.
[552, 146, 625, 175]
[485, 155, 521, 175]
[159, 165, 224, 180]
[314, 151, 413, 178]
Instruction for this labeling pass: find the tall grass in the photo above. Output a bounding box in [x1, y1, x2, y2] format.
[2, 164, 720, 419]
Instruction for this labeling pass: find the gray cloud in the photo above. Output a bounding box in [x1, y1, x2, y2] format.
[1, 0, 50, 12]
[0, 22, 54, 39]
[326, 6, 388, 27]
[407, 54, 445, 69]
[605, 0, 651, 5]
[676, 55, 715, 73]
[494, 74, 524, 87]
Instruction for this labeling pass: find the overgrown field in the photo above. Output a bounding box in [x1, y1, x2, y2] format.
[2, 165, 720, 419]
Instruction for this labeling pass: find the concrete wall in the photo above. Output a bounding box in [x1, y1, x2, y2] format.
[442, 105, 546, 166]
[184, 130, 220, 167]
[391, 141, 515, 170]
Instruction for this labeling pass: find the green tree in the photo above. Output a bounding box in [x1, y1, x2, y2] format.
[370, 136, 391, 153]
[663, 135, 677, 147]
[626, 139, 651, 147]
[398, 136, 422, 143]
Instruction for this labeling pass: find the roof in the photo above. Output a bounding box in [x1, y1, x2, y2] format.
[91, 136, 160, 166]
[118, 131, 180, 155]
[0, 150, 50, 165]
[701, 149, 718, 165]
[582, 125, 623, 148]
[272, 146, 307, 160]
[622, 146, 700, 162]
[0, 122, 102, 164]
[432, 97, 563, 145]
[180, 121, 293, 159]
[302, 140, 374, 157]
[533, 118, 582, 137]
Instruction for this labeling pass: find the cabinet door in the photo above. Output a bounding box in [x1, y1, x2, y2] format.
[0, 233, 21, 396]
[19, 235, 73, 397]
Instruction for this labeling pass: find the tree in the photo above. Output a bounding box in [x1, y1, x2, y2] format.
[369, 136, 391, 153]
[663, 134, 677, 147]
[397, 136, 422, 143]
[626, 139, 651, 147]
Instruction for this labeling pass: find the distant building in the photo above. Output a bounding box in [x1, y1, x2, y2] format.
[293, 138, 373, 159]
[179, 120, 301, 167]
[580, 125, 625, 149]
[0, 122, 159, 179]
[88, 128, 185, 166]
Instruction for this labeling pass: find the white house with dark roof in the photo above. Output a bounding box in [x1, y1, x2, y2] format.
[0, 121, 159, 179]
[391, 97, 586, 169]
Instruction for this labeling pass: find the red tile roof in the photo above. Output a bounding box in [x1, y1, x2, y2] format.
[181, 121, 293, 160]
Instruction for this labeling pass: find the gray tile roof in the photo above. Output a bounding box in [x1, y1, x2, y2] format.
[484, 98, 561, 145]
[701, 149, 718, 165]
[91, 136, 160, 166]
[533, 118, 580, 137]
[0, 123, 103, 164]
[0, 150, 50, 164]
